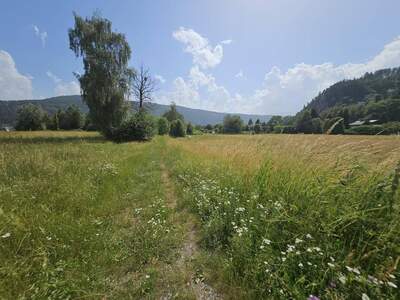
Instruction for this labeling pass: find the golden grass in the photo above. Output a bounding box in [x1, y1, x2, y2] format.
[168, 134, 400, 172]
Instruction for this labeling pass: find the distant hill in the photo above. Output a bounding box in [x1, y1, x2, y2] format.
[0, 95, 271, 126]
[305, 67, 400, 114]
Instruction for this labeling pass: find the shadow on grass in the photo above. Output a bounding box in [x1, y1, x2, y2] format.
[0, 135, 106, 144]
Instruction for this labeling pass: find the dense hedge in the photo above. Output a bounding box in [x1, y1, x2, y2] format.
[346, 125, 385, 135]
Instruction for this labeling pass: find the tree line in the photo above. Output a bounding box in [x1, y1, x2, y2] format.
[13, 101, 196, 136]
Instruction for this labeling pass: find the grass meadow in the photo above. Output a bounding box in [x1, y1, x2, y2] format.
[165, 135, 400, 299]
[0, 131, 187, 299]
[1, 131, 400, 299]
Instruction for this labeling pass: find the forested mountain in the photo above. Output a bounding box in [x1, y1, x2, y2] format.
[305, 67, 400, 114]
[288, 67, 400, 134]
[0, 95, 271, 126]
[264, 67, 400, 135]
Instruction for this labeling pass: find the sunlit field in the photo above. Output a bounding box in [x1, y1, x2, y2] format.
[166, 134, 400, 299]
[0, 131, 186, 299]
[1, 131, 399, 299]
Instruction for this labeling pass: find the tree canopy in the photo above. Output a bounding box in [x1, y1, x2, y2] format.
[69, 12, 133, 137]
[15, 104, 45, 131]
[163, 103, 184, 122]
[223, 115, 243, 134]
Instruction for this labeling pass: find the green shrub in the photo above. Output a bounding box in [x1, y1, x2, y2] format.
[383, 122, 400, 134]
[254, 123, 262, 134]
[186, 122, 194, 135]
[169, 119, 186, 137]
[58, 105, 83, 130]
[273, 125, 297, 134]
[223, 115, 243, 134]
[346, 125, 385, 135]
[112, 112, 156, 142]
[157, 117, 170, 135]
[15, 104, 46, 131]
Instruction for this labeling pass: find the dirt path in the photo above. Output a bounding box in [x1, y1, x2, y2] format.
[160, 163, 220, 300]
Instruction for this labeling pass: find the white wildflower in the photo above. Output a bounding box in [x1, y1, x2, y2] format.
[362, 293, 370, 300]
[339, 274, 346, 284]
[1, 232, 11, 238]
[263, 238, 271, 245]
[387, 281, 398, 288]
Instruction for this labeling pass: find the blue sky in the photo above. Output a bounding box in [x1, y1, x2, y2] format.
[1, 0, 400, 114]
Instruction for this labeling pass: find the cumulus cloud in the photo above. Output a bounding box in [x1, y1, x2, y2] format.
[154, 74, 166, 84]
[156, 66, 247, 112]
[221, 39, 233, 45]
[33, 25, 47, 47]
[157, 28, 238, 111]
[47, 71, 80, 96]
[173, 27, 224, 69]
[251, 36, 400, 115]
[0, 50, 33, 100]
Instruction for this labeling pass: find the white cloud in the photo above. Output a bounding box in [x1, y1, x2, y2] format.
[54, 81, 80, 96]
[156, 66, 246, 112]
[0, 50, 33, 100]
[235, 70, 245, 79]
[46, 71, 61, 84]
[33, 25, 47, 47]
[165, 29, 400, 115]
[157, 28, 237, 111]
[221, 39, 233, 45]
[173, 27, 224, 69]
[154, 74, 166, 84]
[47, 70, 80, 96]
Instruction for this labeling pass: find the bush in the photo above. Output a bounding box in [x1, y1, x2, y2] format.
[273, 125, 297, 134]
[111, 112, 156, 142]
[186, 122, 194, 135]
[223, 115, 243, 134]
[83, 114, 97, 131]
[169, 119, 186, 137]
[383, 122, 400, 134]
[311, 117, 323, 133]
[58, 105, 83, 130]
[254, 123, 262, 134]
[15, 104, 45, 131]
[346, 125, 385, 135]
[157, 117, 170, 135]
